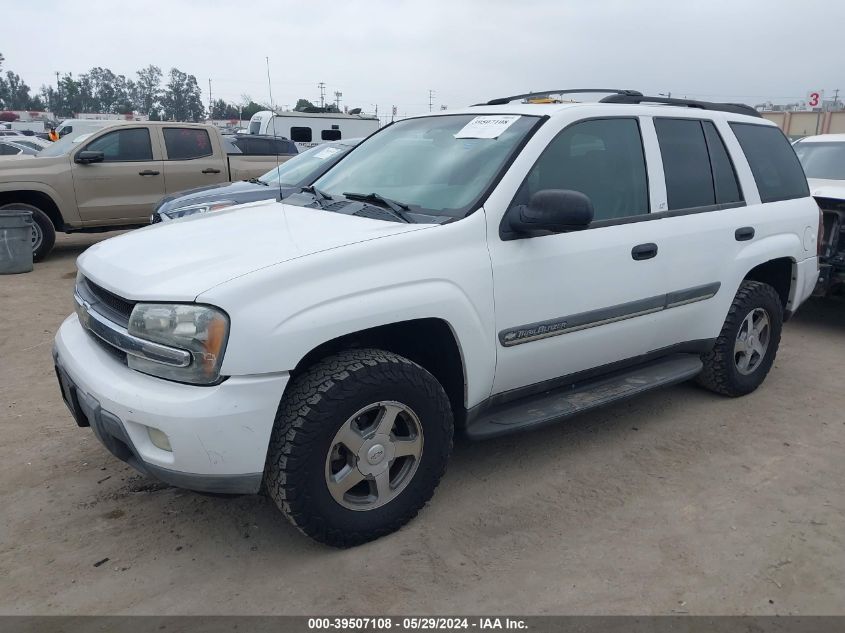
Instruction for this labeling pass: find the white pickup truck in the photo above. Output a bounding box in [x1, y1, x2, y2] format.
[54, 90, 819, 546]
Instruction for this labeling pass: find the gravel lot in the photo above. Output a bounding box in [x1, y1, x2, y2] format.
[1, 233, 843, 615]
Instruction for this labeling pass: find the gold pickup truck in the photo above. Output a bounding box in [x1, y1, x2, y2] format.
[0, 121, 295, 260]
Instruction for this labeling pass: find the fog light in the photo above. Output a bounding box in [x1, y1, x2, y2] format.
[147, 427, 172, 452]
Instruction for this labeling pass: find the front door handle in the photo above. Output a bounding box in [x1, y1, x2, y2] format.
[202, 168, 221, 174]
[631, 243, 658, 261]
[138, 170, 160, 176]
[735, 226, 755, 241]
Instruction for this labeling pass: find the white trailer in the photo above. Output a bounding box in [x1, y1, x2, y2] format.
[248, 110, 379, 151]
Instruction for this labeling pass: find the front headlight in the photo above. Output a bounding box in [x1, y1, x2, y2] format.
[160, 200, 235, 221]
[127, 304, 230, 385]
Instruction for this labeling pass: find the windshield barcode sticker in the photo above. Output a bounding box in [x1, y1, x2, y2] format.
[314, 146, 342, 159]
[454, 115, 521, 139]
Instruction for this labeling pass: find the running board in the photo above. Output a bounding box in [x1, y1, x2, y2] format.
[465, 354, 703, 440]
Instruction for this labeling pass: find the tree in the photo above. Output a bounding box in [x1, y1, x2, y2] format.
[211, 98, 240, 119]
[240, 98, 266, 120]
[134, 65, 162, 117]
[0, 70, 34, 109]
[160, 67, 205, 122]
[294, 98, 316, 111]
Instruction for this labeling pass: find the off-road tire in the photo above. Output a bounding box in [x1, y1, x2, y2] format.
[0, 203, 55, 262]
[696, 280, 783, 397]
[264, 348, 453, 547]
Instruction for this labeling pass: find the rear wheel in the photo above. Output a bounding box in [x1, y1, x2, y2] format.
[0, 202, 56, 262]
[697, 280, 783, 397]
[264, 348, 453, 547]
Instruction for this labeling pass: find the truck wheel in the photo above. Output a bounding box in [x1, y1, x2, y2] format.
[265, 348, 453, 547]
[697, 280, 783, 397]
[0, 203, 56, 262]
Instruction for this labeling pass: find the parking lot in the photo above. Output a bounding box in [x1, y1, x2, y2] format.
[0, 232, 843, 615]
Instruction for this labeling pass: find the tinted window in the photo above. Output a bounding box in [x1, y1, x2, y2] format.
[163, 128, 213, 160]
[793, 142, 845, 180]
[702, 121, 742, 204]
[321, 129, 341, 141]
[83, 128, 153, 161]
[273, 139, 297, 154]
[730, 123, 809, 203]
[655, 118, 714, 210]
[514, 118, 648, 221]
[0, 143, 19, 155]
[290, 127, 312, 143]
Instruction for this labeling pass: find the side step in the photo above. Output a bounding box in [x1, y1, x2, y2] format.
[465, 354, 703, 440]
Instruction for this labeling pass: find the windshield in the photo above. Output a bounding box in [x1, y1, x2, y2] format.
[794, 142, 845, 180]
[260, 142, 354, 187]
[312, 114, 540, 217]
[39, 131, 95, 157]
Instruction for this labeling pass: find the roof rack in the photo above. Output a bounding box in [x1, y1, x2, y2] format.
[480, 89, 643, 106]
[599, 93, 761, 118]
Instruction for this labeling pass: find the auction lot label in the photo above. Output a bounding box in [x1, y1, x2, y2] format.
[454, 115, 521, 139]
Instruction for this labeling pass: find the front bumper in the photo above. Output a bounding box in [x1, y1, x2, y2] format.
[54, 314, 288, 494]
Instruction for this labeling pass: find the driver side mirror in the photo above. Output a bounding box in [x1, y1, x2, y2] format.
[75, 150, 104, 165]
[505, 189, 594, 238]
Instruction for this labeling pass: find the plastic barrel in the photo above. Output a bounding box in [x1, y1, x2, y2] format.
[0, 209, 34, 274]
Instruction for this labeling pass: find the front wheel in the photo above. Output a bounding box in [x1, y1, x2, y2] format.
[0, 203, 56, 262]
[264, 348, 454, 547]
[697, 280, 783, 397]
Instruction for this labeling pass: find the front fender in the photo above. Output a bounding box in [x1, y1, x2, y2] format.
[203, 213, 496, 408]
[0, 180, 77, 225]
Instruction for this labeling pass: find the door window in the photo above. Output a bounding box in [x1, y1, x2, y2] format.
[655, 118, 742, 210]
[321, 129, 342, 141]
[730, 123, 810, 202]
[513, 118, 649, 221]
[163, 128, 213, 160]
[82, 128, 153, 162]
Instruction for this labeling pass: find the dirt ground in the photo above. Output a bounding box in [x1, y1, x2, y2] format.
[0, 232, 843, 615]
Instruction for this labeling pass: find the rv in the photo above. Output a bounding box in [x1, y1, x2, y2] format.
[248, 110, 379, 150]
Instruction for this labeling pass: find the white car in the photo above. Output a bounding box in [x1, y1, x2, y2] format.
[55, 89, 820, 546]
[0, 139, 39, 156]
[793, 133, 845, 296]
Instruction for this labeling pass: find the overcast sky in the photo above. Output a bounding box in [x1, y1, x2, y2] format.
[3, 0, 843, 116]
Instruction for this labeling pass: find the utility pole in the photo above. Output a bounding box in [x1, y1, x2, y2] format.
[208, 78, 212, 121]
[429, 89, 435, 112]
[334, 90, 342, 111]
[834, 88, 841, 110]
[318, 82, 326, 109]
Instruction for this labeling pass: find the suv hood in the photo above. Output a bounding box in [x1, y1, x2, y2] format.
[808, 178, 845, 201]
[78, 200, 432, 301]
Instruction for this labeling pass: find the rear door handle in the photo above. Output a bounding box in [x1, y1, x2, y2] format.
[202, 168, 221, 174]
[138, 170, 160, 176]
[631, 243, 658, 261]
[735, 226, 755, 241]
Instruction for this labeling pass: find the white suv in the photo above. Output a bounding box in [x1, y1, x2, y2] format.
[54, 89, 820, 546]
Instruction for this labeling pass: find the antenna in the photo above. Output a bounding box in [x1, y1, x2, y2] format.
[265, 56, 282, 203]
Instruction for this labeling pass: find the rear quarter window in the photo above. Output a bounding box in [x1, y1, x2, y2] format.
[730, 123, 809, 203]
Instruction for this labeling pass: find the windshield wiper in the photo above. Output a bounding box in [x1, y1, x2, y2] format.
[342, 192, 412, 223]
[247, 177, 269, 186]
[301, 184, 333, 201]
